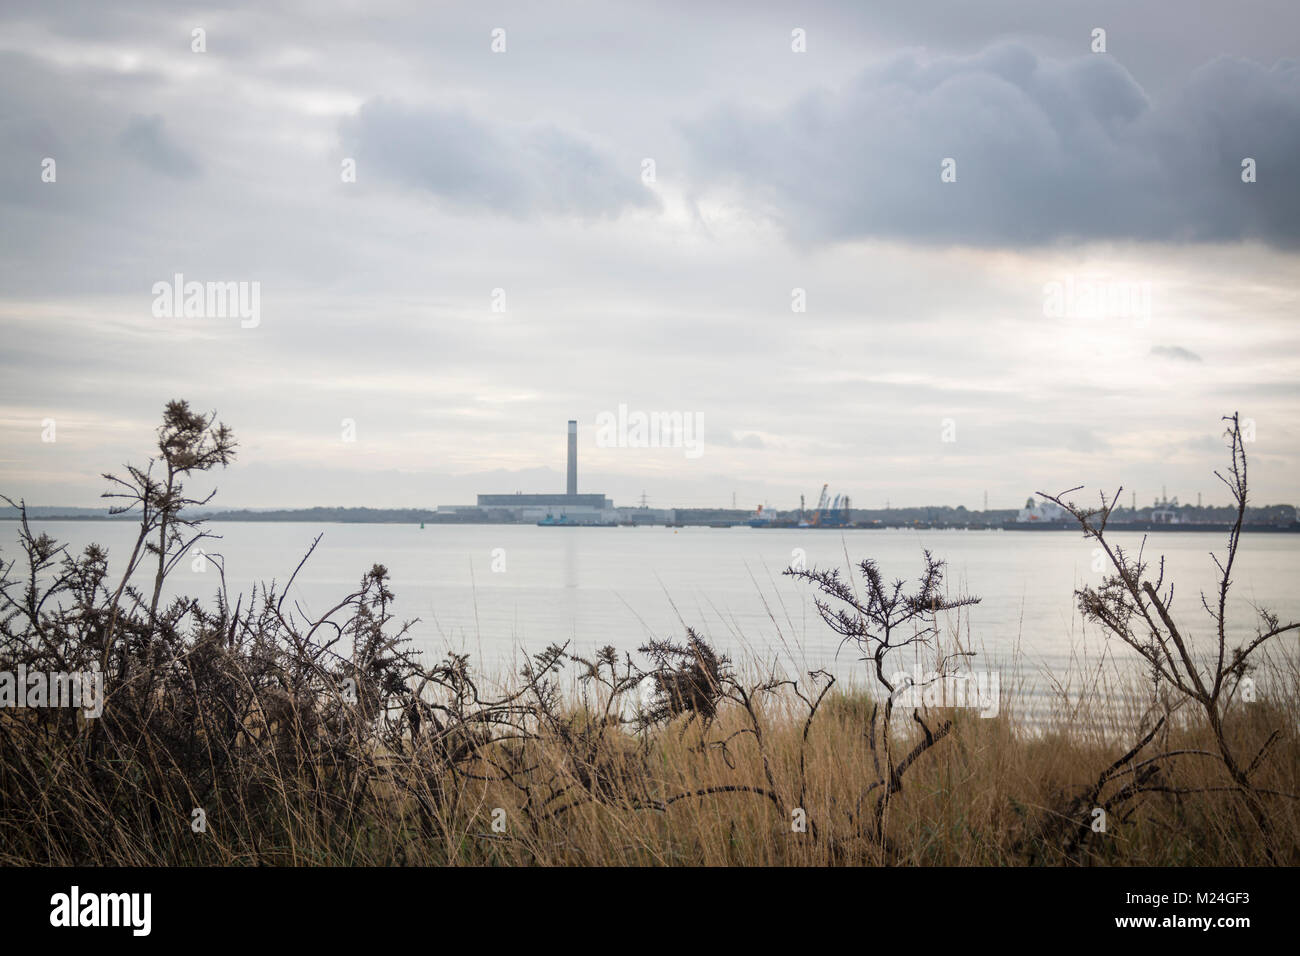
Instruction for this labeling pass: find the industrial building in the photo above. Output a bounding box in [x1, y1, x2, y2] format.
[438, 420, 673, 525]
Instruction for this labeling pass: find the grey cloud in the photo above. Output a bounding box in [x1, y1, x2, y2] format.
[712, 431, 767, 450]
[1209, 381, 1300, 399]
[341, 100, 658, 220]
[1150, 345, 1202, 362]
[118, 115, 200, 179]
[682, 44, 1300, 248]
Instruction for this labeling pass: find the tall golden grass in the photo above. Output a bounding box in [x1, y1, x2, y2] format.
[1, 644, 1295, 866]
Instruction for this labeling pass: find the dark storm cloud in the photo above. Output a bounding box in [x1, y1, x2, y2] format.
[341, 100, 659, 220]
[682, 44, 1300, 248]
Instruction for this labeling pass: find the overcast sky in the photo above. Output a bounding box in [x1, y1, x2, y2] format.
[1, 0, 1298, 511]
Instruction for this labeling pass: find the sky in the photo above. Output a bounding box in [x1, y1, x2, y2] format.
[1, 0, 1298, 512]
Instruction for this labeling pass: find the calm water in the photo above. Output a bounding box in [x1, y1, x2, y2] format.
[9, 521, 1300, 707]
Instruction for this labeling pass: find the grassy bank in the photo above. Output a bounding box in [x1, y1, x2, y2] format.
[1, 649, 1296, 866]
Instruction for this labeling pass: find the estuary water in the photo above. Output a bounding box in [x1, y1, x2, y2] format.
[8, 521, 1300, 714]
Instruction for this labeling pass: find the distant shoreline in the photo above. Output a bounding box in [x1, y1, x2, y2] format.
[5, 513, 1299, 532]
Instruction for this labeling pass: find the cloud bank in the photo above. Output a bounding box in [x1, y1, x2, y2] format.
[683, 45, 1300, 247]
[342, 100, 658, 220]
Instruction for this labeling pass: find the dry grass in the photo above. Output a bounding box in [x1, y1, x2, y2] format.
[1, 644, 1295, 867]
[394, 663, 1300, 866]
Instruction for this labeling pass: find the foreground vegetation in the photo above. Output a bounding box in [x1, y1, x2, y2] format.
[1, 403, 1296, 865]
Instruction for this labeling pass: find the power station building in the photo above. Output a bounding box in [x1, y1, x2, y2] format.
[440, 419, 671, 524]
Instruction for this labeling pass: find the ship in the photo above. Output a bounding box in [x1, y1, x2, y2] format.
[537, 513, 577, 526]
[537, 512, 617, 527]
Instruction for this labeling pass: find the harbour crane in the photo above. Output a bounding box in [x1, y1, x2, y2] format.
[813, 484, 829, 522]
[800, 484, 833, 527]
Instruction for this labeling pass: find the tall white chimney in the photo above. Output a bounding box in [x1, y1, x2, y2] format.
[566, 420, 577, 496]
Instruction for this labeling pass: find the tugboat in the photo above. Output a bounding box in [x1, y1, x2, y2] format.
[537, 512, 577, 526]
